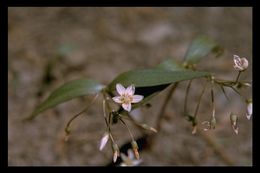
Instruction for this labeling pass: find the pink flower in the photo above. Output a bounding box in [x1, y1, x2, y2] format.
[233, 55, 249, 71]
[112, 84, 144, 112]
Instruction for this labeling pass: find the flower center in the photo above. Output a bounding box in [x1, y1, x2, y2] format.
[120, 94, 133, 104]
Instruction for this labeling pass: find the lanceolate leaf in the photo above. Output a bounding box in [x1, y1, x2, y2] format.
[184, 35, 222, 64]
[26, 79, 105, 120]
[109, 69, 210, 114]
[108, 69, 210, 93]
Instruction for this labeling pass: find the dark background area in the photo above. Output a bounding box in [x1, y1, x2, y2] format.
[8, 7, 252, 166]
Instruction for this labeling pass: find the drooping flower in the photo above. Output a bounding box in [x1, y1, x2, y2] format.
[99, 132, 109, 151]
[233, 55, 249, 71]
[120, 149, 142, 167]
[246, 99, 252, 120]
[112, 83, 144, 112]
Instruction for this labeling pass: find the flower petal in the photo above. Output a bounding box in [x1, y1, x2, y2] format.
[116, 83, 126, 95]
[125, 84, 135, 96]
[122, 103, 131, 112]
[132, 95, 144, 103]
[127, 149, 135, 160]
[112, 96, 122, 103]
[241, 58, 249, 69]
[234, 65, 243, 71]
[99, 132, 109, 151]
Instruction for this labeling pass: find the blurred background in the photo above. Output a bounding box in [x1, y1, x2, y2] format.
[8, 7, 252, 166]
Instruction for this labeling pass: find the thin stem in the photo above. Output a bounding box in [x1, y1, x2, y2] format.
[155, 83, 179, 131]
[193, 82, 208, 120]
[211, 88, 216, 119]
[102, 100, 109, 127]
[235, 71, 242, 83]
[119, 117, 135, 141]
[109, 133, 115, 144]
[230, 86, 246, 101]
[218, 84, 230, 101]
[184, 80, 193, 116]
[64, 94, 99, 135]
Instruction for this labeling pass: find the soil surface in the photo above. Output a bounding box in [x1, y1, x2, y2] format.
[8, 7, 252, 166]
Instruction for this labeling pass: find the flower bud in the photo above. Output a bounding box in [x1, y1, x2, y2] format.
[99, 132, 109, 151]
[192, 125, 197, 134]
[210, 116, 216, 129]
[131, 141, 139, 159]
[246, 99, 252, 120]
[141, 124, 157, 133]
[230, 113, 239, 135]
[112, 143, 120, 163]
[233, 55, 249, 71]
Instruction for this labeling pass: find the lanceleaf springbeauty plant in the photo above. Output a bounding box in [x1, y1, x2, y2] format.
[25, 35, 252, 166]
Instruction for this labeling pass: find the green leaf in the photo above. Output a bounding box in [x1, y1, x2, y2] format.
[26, 79, 105, 120]
[184, 35, 222, 64]
[108, 69, 210, 94]
[157, 58, 185, 71]
[109, 69, 210, 114]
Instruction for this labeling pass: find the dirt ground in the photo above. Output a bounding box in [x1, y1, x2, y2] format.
[8, 7, 252, 166]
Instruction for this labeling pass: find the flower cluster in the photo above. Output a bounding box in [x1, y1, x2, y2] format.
[98, 83, 144, 165]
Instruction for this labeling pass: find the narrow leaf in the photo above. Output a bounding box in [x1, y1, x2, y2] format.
[26, 79, 105, 120]
[108, 69, 210, 92]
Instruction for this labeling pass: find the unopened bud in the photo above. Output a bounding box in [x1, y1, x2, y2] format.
[131, 141, 139, 159]
[246, 99, 252, 120]
[230, 113, 239, 135]
[99, 132, 109, 151]
[210, 116, 216, 129]
[112, 144, 120, 163]
[192, 125, 197, 134]
[141, 124, 157, 133]
[237, 82, 251, 88]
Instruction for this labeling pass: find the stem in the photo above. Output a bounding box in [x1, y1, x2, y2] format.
[235, 71, 242, 83]
[155, 83, 179, 131]
[218, 84, 230, 101]
[184, 80, 193, 116]
[119, 117, 135, 141]
[211, 88, 216, 119]
[102, 100, 109, 127]
[193, 82, 208, 120]
[64, 94, 99, 135]
[230, 86, 246, 101]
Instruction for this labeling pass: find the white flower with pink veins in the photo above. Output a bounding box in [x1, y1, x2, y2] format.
[112, 84, 144, 112]
[233, 55, 249, 71]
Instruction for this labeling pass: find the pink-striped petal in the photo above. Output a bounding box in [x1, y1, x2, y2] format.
[116, 83, 126, 95]
[125, 84, 135, 96]
[132, 95, 144, 103]
[112, 96, 122, 103]
[122, 103, 131, 112]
